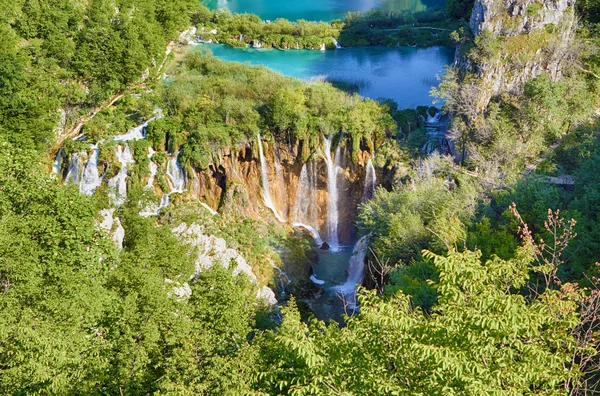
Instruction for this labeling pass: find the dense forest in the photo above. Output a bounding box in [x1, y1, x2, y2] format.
[3, 0, 600, 394]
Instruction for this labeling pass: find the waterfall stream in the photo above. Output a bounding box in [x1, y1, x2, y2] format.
[363, 156, 376, 201]
[333, 236, 369, 309]
[322, 135, 340, 251]
[108, 144, 134, 206]
[257, 133, 285, 222]
[80, 144, 102, 196]
[146, 147, 157, 190]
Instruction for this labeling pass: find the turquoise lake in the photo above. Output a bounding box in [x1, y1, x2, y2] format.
[204, 0, 445, 22]
[194, 44, 455, 108]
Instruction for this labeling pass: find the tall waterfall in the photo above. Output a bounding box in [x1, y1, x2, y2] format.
[362, 156, 376, 201]
[274, 147, 287, 219]
[108, 144, 134, 206]
[257, 133, 284, 222]
[323, 135, 340, 251]
[293, 162, 323, 246]
[334, 235, 369, 309]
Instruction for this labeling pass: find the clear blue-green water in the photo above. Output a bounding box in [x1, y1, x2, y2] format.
[194, 43, 454, 108]
[203, 0, 445, 22]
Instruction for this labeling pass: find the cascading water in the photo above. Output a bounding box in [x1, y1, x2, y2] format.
[66, 153, 81, 185]
[362, 156, 377, 201]
[332, 38, 342, 49]
[333, 235, 369, 309]
[79, 144, 102, 196]
[166, 155, 186, 193]
[146, 147, 157, 190]
[293, 162, 324, 246]
[108, 144, 134, 206]
[322, 135, 340, 251]
[257, 133, 285, 222]
[52, 148, 64, 175]
[274, 147, 287, 219]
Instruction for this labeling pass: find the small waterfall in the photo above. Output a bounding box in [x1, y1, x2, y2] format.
[52, 148, 64, 175]
[426, 110, 441, 125]
[80, 144, 102, 196]
[146, 147, 157, 190]
[320, 43, 326, 51]
[332, 38, 342, 49]
[334, 236, 369, 309]
[108, 144, 134, 206]
[113, 114, 161, 142]
[166, 155, 185, 193]
[323, 135, 340, 251]
[257, 133, 285, 222]
[239, 34, 244, 42]
[362, 156, 377, 201]
[65, 153, 81, 185]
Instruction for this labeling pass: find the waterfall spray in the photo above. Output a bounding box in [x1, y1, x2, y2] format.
[80, 144, 102, 196]
[257, 133, 285, 222]
[322, 135, 340, 251]
[363, 156, 377, 201]
[108, 144, 134, 206]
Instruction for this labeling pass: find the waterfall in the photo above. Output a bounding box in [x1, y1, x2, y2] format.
[52, 148, 64, 175]
[293, 162, 324, 246]
[108, 144, 134, 206]
[239, 34, 244, 42]
[332, 38, 342, 49]
[166, 154, 185, 193]
[320, 43, 326, 51]
[257, 133, 285, 222]
[65, 153, 81, 185]
[362, 156, 377, 201]
[333, 236, 369, 309]
[323, 135, 340, 251]
[274, 147, 287, 219]
[80, 144, 102, 196]
[146, 147, 157, 190]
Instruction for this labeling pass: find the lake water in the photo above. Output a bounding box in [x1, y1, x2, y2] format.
[204, 0, 445, 22]
[194, 43, 454, 108]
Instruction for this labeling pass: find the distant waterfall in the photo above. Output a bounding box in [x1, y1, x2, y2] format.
[362, 156, 376, 201]
[80, 144, 102, 196]
[323, 135, 340, 251]
[66, 153, 81, 185]
[146, 147, 157, 190]
[166, 155, 185, 193]
[332, 38, 342, 49]
[257, 133, 284, 222]
[334, 235, 369, 309]
[52, 148, 64, 175]
[108, 144, 134, 206]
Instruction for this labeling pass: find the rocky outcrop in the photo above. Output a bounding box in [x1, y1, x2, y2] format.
[172, 223, 277, 306]
[470, 0, 573, 37]
[466, 0, 576, 111]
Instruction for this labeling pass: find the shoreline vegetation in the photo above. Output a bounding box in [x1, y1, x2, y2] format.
[191, 5, 467, 50]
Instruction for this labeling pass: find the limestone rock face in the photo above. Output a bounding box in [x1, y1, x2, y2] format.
[172, 223, 276, 305]
[470, 0, 574, 37]
[190, 137, 374, 245]
[466, 0, 575, 111]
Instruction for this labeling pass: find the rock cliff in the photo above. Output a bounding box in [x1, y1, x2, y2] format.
[466, 0, 576, 111]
